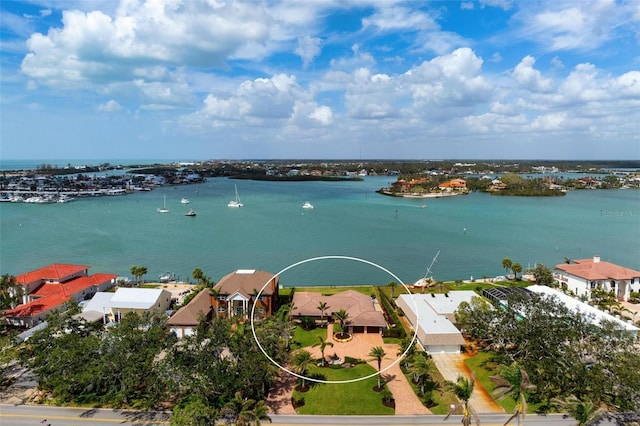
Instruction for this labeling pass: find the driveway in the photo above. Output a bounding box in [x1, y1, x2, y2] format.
[430, 353, 504, 414]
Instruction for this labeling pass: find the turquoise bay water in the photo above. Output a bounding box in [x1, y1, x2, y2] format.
[1, 177, 638, 286]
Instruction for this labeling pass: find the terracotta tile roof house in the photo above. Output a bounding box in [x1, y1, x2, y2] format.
[554, 255, 640, 301]
[167, 289, 213, 338]
[16, 263, 90, 296]
[291, 290, 387, 334]
[211, 269, 279, 319]
[2, 263, 117, 328]
[438, 178, 467, 191]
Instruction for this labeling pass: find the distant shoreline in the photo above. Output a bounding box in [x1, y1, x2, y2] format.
[376, 189, 465, 198]
[231, 174, 363, 182]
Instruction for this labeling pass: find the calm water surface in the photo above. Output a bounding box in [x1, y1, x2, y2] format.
[1, 177, 638, 286]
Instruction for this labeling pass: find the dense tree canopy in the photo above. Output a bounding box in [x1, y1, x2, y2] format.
[20, 309, 290, 416]
[455, 293, 640, 412]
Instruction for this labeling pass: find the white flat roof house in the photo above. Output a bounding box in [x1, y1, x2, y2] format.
[527, 285, 639, 336]
[81, 288, 172, 323]
[396, 292, 476, 353]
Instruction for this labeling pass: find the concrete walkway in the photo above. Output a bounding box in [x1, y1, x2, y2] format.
[266, 324, 431, 415]
[430, 353, 504, 414]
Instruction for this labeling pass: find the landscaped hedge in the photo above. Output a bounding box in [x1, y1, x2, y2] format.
[377, 288, 406, 339]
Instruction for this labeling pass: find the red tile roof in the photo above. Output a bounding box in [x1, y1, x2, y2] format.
[29, 274, 117, 298]
[556, 258, 640, 280]
[3, 293, 71, 318]
[16, 264, 89, 285]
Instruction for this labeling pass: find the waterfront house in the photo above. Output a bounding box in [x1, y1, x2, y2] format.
[290, 290, 387, 334]
[107, 288, 172, 321]
[167, 288, 213, 338]
[396, 292, 476, 353]
[527, 285, 639, 337]
[438, 178, 467, 192]
[2, 263, 117, 328]
[211, 269, 279, 319]
[78, 288, 172, 324]
[554, 255, 640, 301]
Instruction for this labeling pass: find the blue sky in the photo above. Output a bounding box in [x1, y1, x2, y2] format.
[1, 0, 639, 160]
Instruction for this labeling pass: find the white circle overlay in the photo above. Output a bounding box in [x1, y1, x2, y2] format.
[250, 255, 420, 385]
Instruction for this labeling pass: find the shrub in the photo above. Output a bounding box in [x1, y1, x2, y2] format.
[300, 316, 316, 330]
[344, 356, 360, 365]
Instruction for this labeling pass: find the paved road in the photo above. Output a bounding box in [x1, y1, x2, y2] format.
[0, 404, 170, 425]
[0, 404, 593, 426]
[3, 404, 638, 426]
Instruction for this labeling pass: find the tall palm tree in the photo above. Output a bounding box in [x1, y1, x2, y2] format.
[491, 363, 536, 426]
[511, 263, 522, 280]
[192, 267, 205, 285]
[333, 308, 350, 338]
[317, 301, 329, 327]
[130, 265, 147, 286]
[444, 376, 479, 426]
[368, 346, 387, 389]
[292, 350, 314, 388]
[388, 281, 397, 298]
[502, 258, 513, 276]
[312, 335, 334, 367]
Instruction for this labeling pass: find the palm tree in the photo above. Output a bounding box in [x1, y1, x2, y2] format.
[491, 363, 536, 426]
[409, 353, 432, 395]
[511, 263, 522, 280]
[292, 350, 314, 388]
[130, 265, 147, 285]
[222, 391, 272, 426]
[388, 281, 397, 298]
[312, 335, 334, 366]
[397, 337, 416, 369]
[317, 301, 329, 327]
[287, 302, 296, 322]
[551, 395, 606, 426]
[368, 346, 387, 389]
[444, 376, 479, 426]
[333, 308, 350, 339]
[502, 258, 513, 276]
[192, 267, 205, 285]
[235, 400, 271, 426]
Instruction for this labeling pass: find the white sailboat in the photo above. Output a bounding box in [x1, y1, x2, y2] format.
[302, 201, 314, 209]
[228, 185, 243, 208]
[157, 195, 170, 213]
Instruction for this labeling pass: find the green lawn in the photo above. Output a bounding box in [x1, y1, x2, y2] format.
[294, 364, 394, 415]
[291, 326, 329, 350]
[464, 350, 543, 414]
